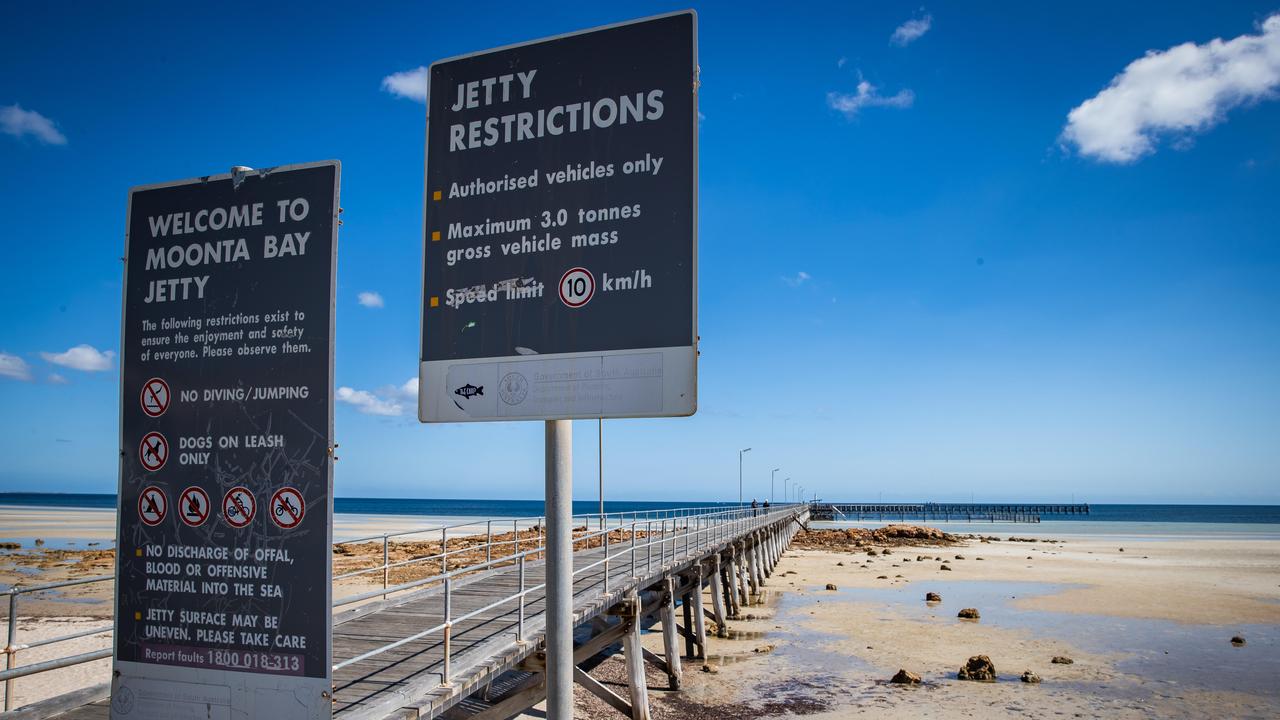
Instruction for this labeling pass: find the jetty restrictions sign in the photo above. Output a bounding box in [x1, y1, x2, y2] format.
[418, 11, 698, 422]
[113, 162, 338, 720]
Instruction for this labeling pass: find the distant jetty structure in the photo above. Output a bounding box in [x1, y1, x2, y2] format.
[811, 502, 1090, 523]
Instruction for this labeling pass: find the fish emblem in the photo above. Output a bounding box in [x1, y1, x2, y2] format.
[454, 384, 484, 399]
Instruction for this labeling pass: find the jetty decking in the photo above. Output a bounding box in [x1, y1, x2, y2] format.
[25, 504, 807, 720]
[812, 502, 1089, 523]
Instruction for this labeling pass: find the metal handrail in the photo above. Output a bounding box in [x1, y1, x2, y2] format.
[0, 503, 801, 712]
[330, 504, 804, 677]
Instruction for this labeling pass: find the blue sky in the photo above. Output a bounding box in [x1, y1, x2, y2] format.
[2, 2, 1278, 504]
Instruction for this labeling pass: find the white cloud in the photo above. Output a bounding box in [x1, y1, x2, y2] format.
[1062, 14, 1280, 164]
[837, 57, 849, 69]
[40, 344, 114, 371]
[891, 14, 933, 47]
[1, 104, 67, 145]
[782, 271, 812, 287]
[0, 352, 32, 382]
[48, 373, 68, 385]
[827, 80, 915, 117]
[336, 387, 405, 416]
[382, 67, 429, 103]
[336, 376, 418, 416]
[357, 291, 385, 308]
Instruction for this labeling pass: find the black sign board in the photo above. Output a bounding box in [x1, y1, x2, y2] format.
[112, 162, 338, 719]
[419, 11, 698, 422]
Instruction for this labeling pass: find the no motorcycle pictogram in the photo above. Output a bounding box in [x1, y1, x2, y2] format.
[140, 378, 170, 418]
[139, 432, 169, 472]
[138, 486, 167, 526]
[270, 487, 305, 529]
[178, 486, 210, 527]
[223, 486, 256, 528]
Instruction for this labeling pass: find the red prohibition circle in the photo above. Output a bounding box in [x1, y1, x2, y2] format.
[558, 267, 595, 308]
[223, 486, 256, 528]
[178, 486, 211, 527]
[138, 432, 169, 472]
[138, 486, 167, 526]
[140, 378, 170, 418]
[270, 488, 305, 529]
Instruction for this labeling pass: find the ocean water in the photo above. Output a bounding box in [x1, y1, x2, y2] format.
[0, 493, 732, 518]
[1, 494, 1278, 539]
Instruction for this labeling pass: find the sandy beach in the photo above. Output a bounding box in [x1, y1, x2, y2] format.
[3, 514, 1278, 717]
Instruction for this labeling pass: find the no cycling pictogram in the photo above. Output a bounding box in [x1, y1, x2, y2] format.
[178, 486, 210, 527]
[140, 378, 170, 418]
[222, 486, 256, 529]
[558, 267, 595, 308]
[138, 432, 169, 472]
[138, 486, 167, 526]
[270, 487, 305, 529]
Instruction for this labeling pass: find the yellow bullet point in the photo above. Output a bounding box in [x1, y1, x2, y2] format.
[432, 230, 441, 242]
[135, 548, 143, 557]
[433, 190, 442, 201]
[134, 611, 142, 620]
[430, 296, 439, 308]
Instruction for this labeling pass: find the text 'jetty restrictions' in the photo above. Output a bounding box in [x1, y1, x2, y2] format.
[112, 162, 338, 720]
[419, 11, 698, 423]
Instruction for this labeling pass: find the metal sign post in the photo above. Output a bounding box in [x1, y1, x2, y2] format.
[113, 161, 339, 719]
[418, 12, 698, 717]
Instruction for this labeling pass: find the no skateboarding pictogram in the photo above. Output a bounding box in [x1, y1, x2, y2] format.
[140, 378, 170, 418]
[223, 486, 256, 529]
[178, 486, 210, 527]
[270, 488, 305, 529]
[138, 486, 167, 526]
[139, 432, 169, 472]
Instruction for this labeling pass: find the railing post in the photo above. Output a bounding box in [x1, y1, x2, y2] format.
[604, 524, 611, 595]
[487, 520, 493, 564]
[517, 555, 526, 644]
[630, 521, 637, 578]
[442, 527, 448, 573]
[5, 591, 17, 712]
[442, 577, 452, 687]
[382, 535, 389, 599]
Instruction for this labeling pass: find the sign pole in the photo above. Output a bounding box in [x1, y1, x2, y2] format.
[545, 419, 573, 718]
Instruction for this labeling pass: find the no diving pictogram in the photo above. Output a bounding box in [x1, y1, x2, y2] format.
[270, 487, 305, 529]
[139, 432, 168, 472]
[178, 486, 210, 527]
[138, 486, 167, 526]
[223, 486, 256, 528]
[140, 378, 170, 418]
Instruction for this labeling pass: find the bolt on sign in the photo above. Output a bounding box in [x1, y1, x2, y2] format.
[112, 162, 339, 719]
[418, 11, 698, 422]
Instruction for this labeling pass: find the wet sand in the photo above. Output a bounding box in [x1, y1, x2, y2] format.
[591, 533, 1280, 719]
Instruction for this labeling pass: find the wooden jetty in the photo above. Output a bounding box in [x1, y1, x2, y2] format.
[812, 502, 1090, 523]
[23, 504, 807, 720]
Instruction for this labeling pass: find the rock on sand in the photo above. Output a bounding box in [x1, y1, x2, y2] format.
[890, 669, 922, 684]
[957, 655, 997, 682]
[958, 608, 980, 619]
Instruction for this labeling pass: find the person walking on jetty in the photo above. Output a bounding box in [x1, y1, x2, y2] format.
[751, 498, 759, 517]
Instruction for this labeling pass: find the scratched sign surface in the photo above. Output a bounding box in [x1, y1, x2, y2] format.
[113, 162, 338, 719]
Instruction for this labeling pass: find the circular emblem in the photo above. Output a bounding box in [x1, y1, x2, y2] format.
[112, 685, 136, 715]
[558, 267, 595, 308]
[499, 372, 529, 406]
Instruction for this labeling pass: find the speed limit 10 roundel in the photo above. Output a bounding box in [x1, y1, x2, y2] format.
[559, 267, 595, 308]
